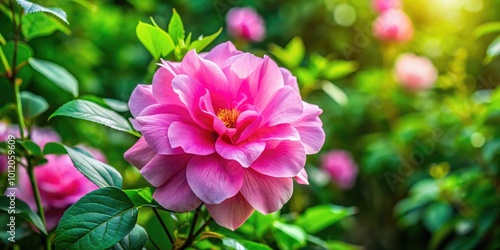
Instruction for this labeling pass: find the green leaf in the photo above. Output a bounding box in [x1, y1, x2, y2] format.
[272, 221, 307, 250]
[55, 187, 138, 250]
[124, 187, 155, 207]
[0, 41, 32, 74]
[222, 238, 272, 250]
[188, 28, 222, 52]
[423, 202, 453, 233]
[321, 81, 349, 106]
[484, 36, 500, 64]
[0, 195, 47, 235]
[110, 224, 148, 250]
[0, 33, 5, 45]
[63, 145, 123, 188]
[136, 21, 175, 59]
[22, 12, 70, 40]
[50, 100, 136, 135]
[168, 9, 185, 45]
[474, 22, 500, 38]
[29, 58, 78, 97]
[19, 140, 42, 156]
[80, 95, 129, 112]
[17, 0, 68, 24]
[323, 60, 359, 80]
[295, 204, 357, 234]
[20, 91, 48, 119]
[43, 142, 67, 155]
[269, 36, 305, 68]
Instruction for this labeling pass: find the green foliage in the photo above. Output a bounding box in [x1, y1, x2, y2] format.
[50, 100, 137, 135]
[136, 21, 175, 60]
[17, 0, 68, 24]
[0, 196, 47, 235]
[20, 91, 48, 119]
[168, 9, 185, 45]
[222, 237, 272, 250]
[22, 12, 70, 40]
[295, 204, 357, 234]
[55, 187, 138, 250]
[0, 41, 32, 74]
[110, 224, 148, 250]
[29, 58, 78, 97]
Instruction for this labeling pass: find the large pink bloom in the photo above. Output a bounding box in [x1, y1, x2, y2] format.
[373, 9, 413, 42]
[226, 7, 266, 42]
[14, 127, 100, 230]
[321, 150, 358, 190]
[394, 53, 438, 91]
[125, 42, 325, 230]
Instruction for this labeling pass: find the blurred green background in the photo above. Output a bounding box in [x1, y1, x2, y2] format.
[1, 0, 500, 249]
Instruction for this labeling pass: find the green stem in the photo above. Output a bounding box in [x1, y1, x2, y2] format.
[179, 207, 202, 250]
[14, 82, 25, 138]
[152, 208, 174, 244]
[27, 161, 50, 249]
[0, 47, 11, 76]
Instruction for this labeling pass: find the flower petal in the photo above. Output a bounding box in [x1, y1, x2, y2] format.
[152, 64, 184, 106]
[293, 102, 325, 154]
[186, 155, 244, 204]
[280, 67, 300, 93]
[202, 41, 241, 67]
[261, 86, 304, 126]
[124, 137, 156, 169]
[295, 168, 309, 185]
[250, 141, 306, 178]
[215, 138, 266, 167]
[240, 169, 293, 214]
[206, 193, 254, 231]
[153, 170, 201, 212]
[129, 84, 156, 117]
[168, 121, 216, 155]
[140, 154, 192, 187]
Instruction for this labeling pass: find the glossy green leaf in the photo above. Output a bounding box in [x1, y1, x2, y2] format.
[43, 142, 67, 155]
[22, 12, 70, 40]
[295, 204, 357, 234]
[80, 95, 129, 112]
[423, 202, 453, 233]
[17, 0, 68, 24]
[321, 81, 349, 106]
[168, 9, 185, 45]
[29, 58, 78, 97]
[20, 91, 48, 119]
[0, 195, 47, 235]
[136, 21, 175, 59]
[55, 187, 138, 250]
[272, 221, 307, 250]
[0, 42, 32, 74]
[110, 224, 148, 250]
[485, 36, 500, 64]
[124, 187, 155, 207]
[323, 60, 359, 80]
[50, 100, 136, 135]
[474, 22, 500, 38]
[63, 145, 123, 188]
[19, 140, 42, 156]
[222, 237, 272, 250]
[188, 28, 222, 52]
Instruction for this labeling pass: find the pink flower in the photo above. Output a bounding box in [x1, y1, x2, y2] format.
[395, 53, 438, 91]
[321, 150, 358, 189]
[14, 127, 100, 230]
[125, 42, 325, 230]
[373, 10, 413, 42]
[226, 7, 266, 42]
[372, 0, 401, 13]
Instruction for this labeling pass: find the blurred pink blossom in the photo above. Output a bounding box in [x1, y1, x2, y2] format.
[373, 9, 413, 42]
[226, 7, 266, 42]
[125, 41, 325, 230]
[395, 53, 438, 91]
[372, 0, 401, 13]
[322, 150, 358, 189]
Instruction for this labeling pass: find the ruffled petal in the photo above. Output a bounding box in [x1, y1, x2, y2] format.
[261, 87, 303, 126]
[168, 121, 216, 155]
[250, 141, 306, 178]
[153, 170, 202, 212]
[124, 137, 157, 169]
[295, 168, 309, 185]
[186, 155, 244, 204]
[215, 138, 265, 167]
[206, 193, 254, 230]
[240, 169, 293, 214]
[140, 154, 192, 187]
[129, 84, 156, 117]
[152, 64, 184, 106]
[293, 102, 325, 154]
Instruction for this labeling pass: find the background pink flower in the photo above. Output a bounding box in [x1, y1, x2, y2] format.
[226, 7, 266, 42]
[125, 41, 325, 230]
[321, 150, 358, 190]
[373, 9, 413, 42]
[372, 0, 401, 13]
[13, 127, 101, 230]
[395, 53, 438, 91]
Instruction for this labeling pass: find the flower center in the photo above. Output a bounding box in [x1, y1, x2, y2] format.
[217, 108, 240, 128]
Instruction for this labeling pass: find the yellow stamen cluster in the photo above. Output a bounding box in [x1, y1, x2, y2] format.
[217, 108, 240, 128]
